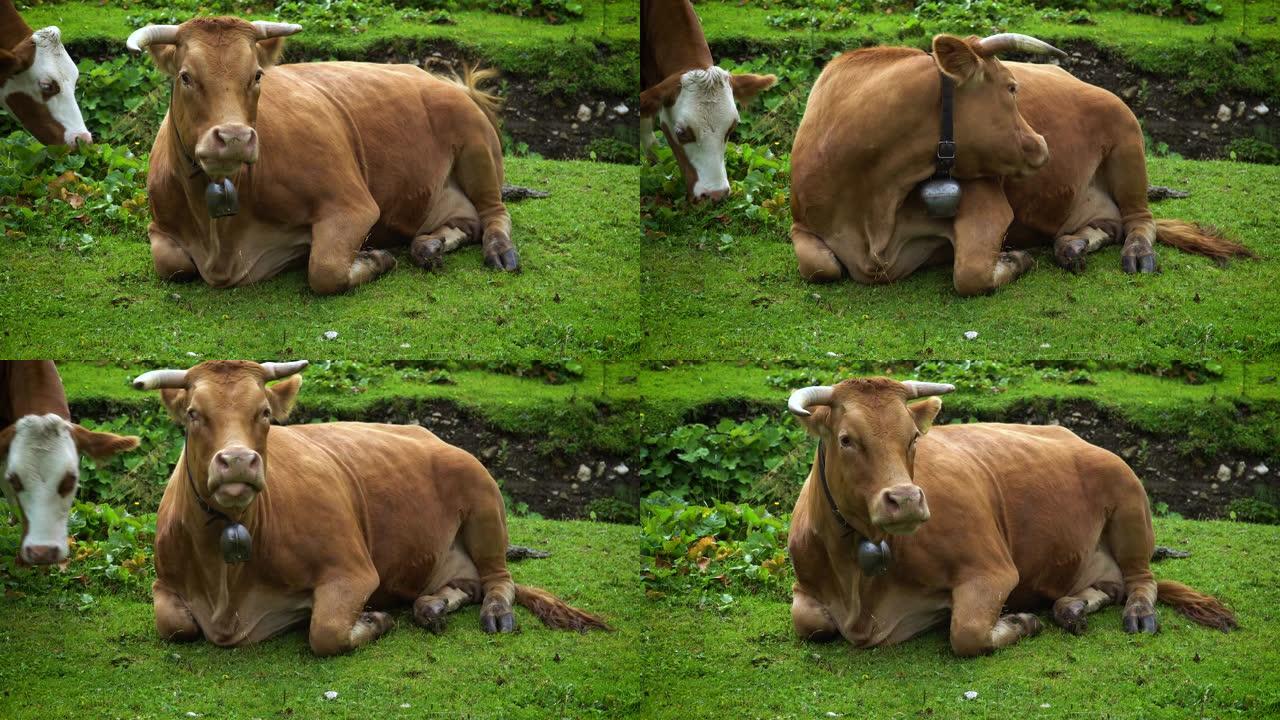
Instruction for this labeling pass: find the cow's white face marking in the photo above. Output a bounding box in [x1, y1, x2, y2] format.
[659, 67, 738, 200]
[1, 27, 90, 145]
[3, 414, 80, 563]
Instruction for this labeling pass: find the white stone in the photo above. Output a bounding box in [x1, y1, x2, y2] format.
[577, 464, 592, 483]
[614, 463, 630, 475]
[576, 104, 592, 122]
[613, 103, 629, 115]
[399, 343, 410, 349]
[1254, 103, 1270, 115]
[323, 330, 338, 340]
[1216, 104, 1232, 122]
[1040, 704, 1051, 709]
[826, 351, 840, 357]
[963, 691, 979, 700]
[323, 691, 338, 701]
[186, 714, 201, 718]
[1236, 101, 1247, 117]
[1216, 464, 1232, 482]
[1255, 463, 1270, 475]
[964, 331, 979, 340]
[186, 351, 199, 357]
[595, 101, 606, 117]
[1040, 343, 1051, 349]
[400, 704, 411, 709]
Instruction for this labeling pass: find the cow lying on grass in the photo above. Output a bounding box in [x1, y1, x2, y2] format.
[789, 34, 1252, 295]
[132, 360, 607, 656]
[127, 17, 519, 294]
[786, 377, 1237, 656]
[1, 361, 138, 565]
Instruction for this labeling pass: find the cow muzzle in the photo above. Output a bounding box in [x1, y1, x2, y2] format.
[872, 483, 930, 534]
[20, 542, 67, 566]
[209, 445, 264, 508]
[196, 124, 258, 178]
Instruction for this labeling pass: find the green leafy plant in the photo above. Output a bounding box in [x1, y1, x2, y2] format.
[638, 416, 809, 504]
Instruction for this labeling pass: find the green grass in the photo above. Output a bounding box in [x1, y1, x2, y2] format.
[0, 517, 648, 719]
[23, 0, 638, 97]
[641, 517, 1280, 719]
[641, 157, 1280, 365]
[0, 158, 639, 364]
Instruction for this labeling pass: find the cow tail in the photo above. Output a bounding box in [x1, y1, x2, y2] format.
[452, 64, 503, 137]
[1155, 219, 1254, 262]
[1156, 580, 1238, 632]
[514, 584, 611, 632]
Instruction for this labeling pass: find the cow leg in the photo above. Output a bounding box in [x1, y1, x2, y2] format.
[459, 504, 518, 633]
[409, 185, 482, 271]
[412, 580, 482, 634]
[308, 572, 394, 657]
[453, 143, 518, 272]
[1052, 584, 1123, 635]
[149, 226, 198, 282]
[791, 589, 839, 642]
[1100, 140, 1159, 273]
[950, 179, 1029, 296]
[949, 572, 1042, 657]
[154, 582, 201, 642]
[1053, 222, 1120, 274]
[1104, 493, 1160, 634]
[307, 201, 394, 295]
[790, 224, 844, 283]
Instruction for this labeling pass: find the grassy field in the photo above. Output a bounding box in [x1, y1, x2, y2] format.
[0, 157, 639, 364]
[0, 518, 647, 719]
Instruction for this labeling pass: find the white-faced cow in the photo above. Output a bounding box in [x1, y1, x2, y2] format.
[1, 361, 138, 565]
[641, 0, 775, 202]
[0, 0, 91, 146]
[790, 34, 1252, 295]
[132, 360, 607, 656]
[126, 17, 518, 294]
[786, 377, 1237, 656]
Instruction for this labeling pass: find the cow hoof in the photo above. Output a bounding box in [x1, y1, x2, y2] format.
[410, 237, 445, 271]
[1053, 600, 1088, 636]
[359, 249, 397, 274]
[412, 597, 449, 634]
[481, 608, 517, 634]
[360, 611, 396, 636]
[1123, 610, 1159, 634]
[1055, 239, 1088, 273]
[1016, 613, 1044, 637]
[485, 247, 521, 273]
[1122, 253, 1158, 274]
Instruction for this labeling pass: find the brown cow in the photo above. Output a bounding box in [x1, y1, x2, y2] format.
[1, 361, 138, 564]
[790, 34, 1251, 295]
[126, 17, 518, 294]
[0, 0, 91, 146]
[641, 0, 775, 202]
[131, 360, 607, 656]
[786, 377, 1237, 656]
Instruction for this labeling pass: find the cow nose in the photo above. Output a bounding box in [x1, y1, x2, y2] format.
[21, 544, 64, 565]
[71, 131, 92, 147]
[695, 188, 729, 203]
[212, 125, 255, 148]
[881, 484, 925, 515]
[213, 446, 260, 480]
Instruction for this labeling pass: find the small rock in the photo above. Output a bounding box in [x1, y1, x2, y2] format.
[1120, 86, 1138, 99]
[1216, 104, 1232, 122]
[1047, 419, 1061, 426]
[576, 464, 592, 483]
[1040, 704, 1051, 709]
[595, 461, 606, 477]
[323, 330, 339, 341]
[612, 103, 629, 115]
[1235, 461, 1246, 477]
[400, 704, 412, 709]
[825, 351, 840, 357]
[1254, 103, 1270, 115]
[1216, 464, 1232, 483]
[825, 713, 842, 718]
[595, 101, 606, 117]
[1210, 483, 1219, 491]
[550, 489, 559, 496]
[186, 713, 201, 718]
[571, 123, 579, 130]
[1121, 446, 1139, 459]
[1211, 123, 1219, 130]
[964, 330, 979, 340]
[570, 483, 579, 491]
[576, 104, 592, 122]
[1235, 101, 1246, 118]
[1255, 463, 1270, 475]
[1040, 342, 1051, 349]
[963, 691, 979, 700]
[323, 691, 338, 701]
[481, 446, 499, 459]
[399, 342, 410, 349]
[186, 351, 199, 357]
[614, 463, 630, 475]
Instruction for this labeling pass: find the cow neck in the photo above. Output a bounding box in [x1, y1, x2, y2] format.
[816, 439, 892, 577]
[182, 433, 255, 565]
[166, 83, 242, 221]
[166, 84, 204, 181]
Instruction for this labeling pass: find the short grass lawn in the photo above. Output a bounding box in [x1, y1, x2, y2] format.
[0, 518, 646, 719]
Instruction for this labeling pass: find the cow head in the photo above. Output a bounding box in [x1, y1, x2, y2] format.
[1, 27, 92, 146]
[0, 415, 138, 565]
[932, 33, 1063, 179]
[127, 18, 302, 180]
[640, 67, 775, 202]
[132, 360, 307, 513]
[788, 378, 954, 536]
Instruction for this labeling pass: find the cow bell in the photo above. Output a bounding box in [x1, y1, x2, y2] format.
[205, 177, 239, 219]
[856, 538, 892, 576]
[919, 176, 961, 218]
[220, 522, 252, 564]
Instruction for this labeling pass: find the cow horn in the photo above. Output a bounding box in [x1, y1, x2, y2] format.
[787, 386, 835, 417]
[251, 21, 303, 39]
[977, 33, 1067, 59]
[901, 381, 956, 398]
[260, 360, 309, 380]
[131, 369, 189, 390]
[125, 25, 180, 52]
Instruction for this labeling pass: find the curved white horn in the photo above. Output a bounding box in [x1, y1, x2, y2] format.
[787, 385, 835, 417]
[260, 360, 309, 380]
[978, 33, 1067, 59]
[126, 24, 180, 52]
[251, 21, 303, 39]
[132, 369, 189, 390]
[902, 381, 956, 399]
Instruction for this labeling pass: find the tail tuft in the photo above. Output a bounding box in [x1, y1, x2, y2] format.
[1157, 580, 1238, 632]
[447, 64, 503, 137]
[515, 585, 611, 632]
[1155, 219, 1255, 263]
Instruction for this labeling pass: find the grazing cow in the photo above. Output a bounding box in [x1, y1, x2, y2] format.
[0, 0, 91, 146]
[132, 360, 607, 656]
[790, 34, 1251, 295]
[785, 378, 1237, 656]
[126, 17, 518, 294]
[1, 361, 138, 565]
[640, 0, 775, 202]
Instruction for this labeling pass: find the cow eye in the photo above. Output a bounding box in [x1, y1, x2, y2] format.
[675, 126, 695, 144]
[1008, 83, 1018, 94]
[260, 407, 271, 420]
[187, 408, 200, 423]
[838, 434, 852, 448]
[179, 70, 193, 87]
[254, 69, 264, 85]
[57, 472, 77, 497]
[6, 473, 21, 492]
[39, 79, 59, 97]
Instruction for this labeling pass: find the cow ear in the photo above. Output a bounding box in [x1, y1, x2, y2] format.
[147, 45, 180, 76]
[70, 425, 141, 461]
[795, 406, 833, 438]
[0, 38, 36, 83]
[932, 34, 983, 84]
[729, 72, 776, 105]
[159, 389, 189, 425]
[0, 424, 14, 460]
[267, 375, 302, 421]
[639, 73, 682, 118]
[908, 397, 943, 435]
[255, 37, 287, 68]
